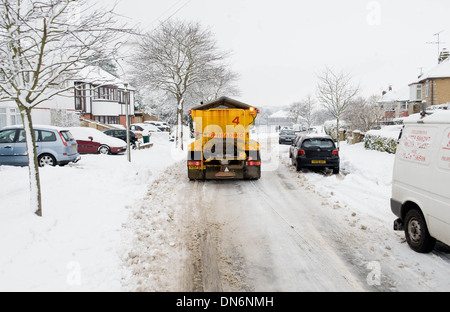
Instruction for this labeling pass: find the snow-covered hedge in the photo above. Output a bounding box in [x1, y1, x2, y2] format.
[364, 125, 402, 154]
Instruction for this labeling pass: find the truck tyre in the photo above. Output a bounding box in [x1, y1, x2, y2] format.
[404, 209, 436, 253]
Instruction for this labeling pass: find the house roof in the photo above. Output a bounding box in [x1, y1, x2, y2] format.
[191, 97, 255, 111]
[269, 110, 291, 119]
[417, 58, 450, 83]
[378, 86, 410, 103]
[75, 65, 136, 90]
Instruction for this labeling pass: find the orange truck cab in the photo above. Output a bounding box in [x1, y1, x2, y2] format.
[187, 97, 261, 180]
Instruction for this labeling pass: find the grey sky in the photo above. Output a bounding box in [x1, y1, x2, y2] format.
[110, 0, 450, 107]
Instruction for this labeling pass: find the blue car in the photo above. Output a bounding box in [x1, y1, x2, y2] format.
[0, 125, 81, 167]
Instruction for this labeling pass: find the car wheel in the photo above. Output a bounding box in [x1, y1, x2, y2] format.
[404, 209, 436, 253]
[98, 145, 110, 155]
[38, 154, 56, 167]
[291, 156, 296, 166]
[295, 159, 302, 172]
[333, 167, 340, 174]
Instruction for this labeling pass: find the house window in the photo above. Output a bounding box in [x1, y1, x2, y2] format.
[94, 116, 119, 125]
[425, 81, 429, 98]
[0, 108, 6, 128]
[416, 85, 422, 100]
[75, 82, 87, 111]
[9, 108, 20, 125]
[94, 86, 118, 101]
[118, 90, 130, 104]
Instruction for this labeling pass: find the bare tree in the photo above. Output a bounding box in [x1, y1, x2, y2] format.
[130, 20, 238, 150]
[343, 95, 383, 132]
[316, 67, 359, 147]
[290, 95, 316, 129]
[190, 67, 241, 103]
[0, 0, 129, 216]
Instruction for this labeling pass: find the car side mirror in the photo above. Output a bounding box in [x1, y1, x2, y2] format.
[88, 136, 93, 141]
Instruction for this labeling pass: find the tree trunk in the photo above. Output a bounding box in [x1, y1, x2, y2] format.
[176, 97, 185, 151]
[21, 107, 43, 217]
[336, 117, 340, 150]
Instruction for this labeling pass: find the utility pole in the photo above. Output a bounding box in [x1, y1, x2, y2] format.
[427, 30, 446, 63]
[124, 83, 131, 163]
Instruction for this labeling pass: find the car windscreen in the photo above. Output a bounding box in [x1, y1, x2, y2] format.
[302, 138, 335, 149]
[61, 131, 76, 142]
[281, 131, 296, 136]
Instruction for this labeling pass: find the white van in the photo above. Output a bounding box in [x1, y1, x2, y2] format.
[391, 110, 450, 253]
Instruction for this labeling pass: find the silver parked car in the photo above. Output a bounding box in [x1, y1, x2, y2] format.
[0, 125, 81, 167]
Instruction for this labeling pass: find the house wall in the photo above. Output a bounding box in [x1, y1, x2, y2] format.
[422, 78, 450, 106]
[435, 78, 450, 105]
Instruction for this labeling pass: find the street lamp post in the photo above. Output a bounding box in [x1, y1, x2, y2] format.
[124, 83, 131, 163]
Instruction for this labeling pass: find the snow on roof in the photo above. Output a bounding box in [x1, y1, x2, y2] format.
[192, 97, 253, 111]
[269, 110, 290, 118]
[417, 58, 450, 82]
[75, 65, 135, 90]
[403, 110, 450, 124]
[378, 86, 410, 103]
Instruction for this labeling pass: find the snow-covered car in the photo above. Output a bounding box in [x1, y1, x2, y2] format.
[69, 127, 127, 155]
[144, 121, 171, 132]
[130, 123, 161, 137]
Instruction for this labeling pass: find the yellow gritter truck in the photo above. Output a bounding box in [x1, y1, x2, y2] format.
[187, 97, 261, 180]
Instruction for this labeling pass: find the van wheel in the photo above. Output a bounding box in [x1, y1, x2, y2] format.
[38, 154, 56, 167]
[404, 209, 436, 253]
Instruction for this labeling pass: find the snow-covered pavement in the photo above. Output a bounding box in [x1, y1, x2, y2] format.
[0, 132, 449, 292]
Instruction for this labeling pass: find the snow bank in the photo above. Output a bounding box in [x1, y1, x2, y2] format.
[0, 141, 178, 291]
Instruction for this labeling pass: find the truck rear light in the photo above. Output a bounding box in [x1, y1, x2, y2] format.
[58, 132, 68, 146]
[332, 149, 339, 156]
[188, 161, 202, 166]
[247, 161, 261, 166]
[298, 149, 305, 156]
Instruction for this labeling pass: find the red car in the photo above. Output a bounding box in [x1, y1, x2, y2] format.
[69, 127, 127, 155]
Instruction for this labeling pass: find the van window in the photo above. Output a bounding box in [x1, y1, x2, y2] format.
[438, 127, 450, 170]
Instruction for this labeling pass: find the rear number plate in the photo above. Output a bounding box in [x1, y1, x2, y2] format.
[312, 160, 326, 164]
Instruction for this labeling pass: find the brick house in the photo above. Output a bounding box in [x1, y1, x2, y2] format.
[377, 86, 410, 124]
[411, 58, 450, 108]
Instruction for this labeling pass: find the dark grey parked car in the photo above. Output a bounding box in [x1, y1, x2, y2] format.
[279, 129, 297, 145]
[289, 134, 340, 174]
[0, 125, 80, 167]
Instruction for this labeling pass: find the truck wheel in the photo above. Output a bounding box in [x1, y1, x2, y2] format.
[404, 209, 436, 253]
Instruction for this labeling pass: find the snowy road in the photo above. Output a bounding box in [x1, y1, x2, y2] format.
[121, 140, 450, 292]
[178, 166, 369, 292]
